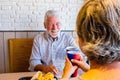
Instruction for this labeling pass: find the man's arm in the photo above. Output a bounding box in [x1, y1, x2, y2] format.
[29, 35, 42, 71]
[34, 64, 60, 75]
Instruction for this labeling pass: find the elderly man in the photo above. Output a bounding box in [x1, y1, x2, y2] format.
[29, 10, 89, 78]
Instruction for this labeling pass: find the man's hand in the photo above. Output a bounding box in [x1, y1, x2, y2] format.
[45, 64, 60, 75]
[34, 64, 60, 75]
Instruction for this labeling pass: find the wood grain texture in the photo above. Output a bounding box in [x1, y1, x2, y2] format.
[4, 32, 15, 72]
[0, 32, 5, 73]
[9, 38, 33, 72]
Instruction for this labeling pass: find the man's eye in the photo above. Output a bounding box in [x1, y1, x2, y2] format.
[48, 24, 52, 26]
[56, 23, 60, 26]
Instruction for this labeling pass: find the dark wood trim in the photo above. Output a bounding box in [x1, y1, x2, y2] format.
[0, 30, 74, 32]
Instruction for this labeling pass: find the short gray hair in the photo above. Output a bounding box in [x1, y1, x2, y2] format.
[44, 10, 60, 23]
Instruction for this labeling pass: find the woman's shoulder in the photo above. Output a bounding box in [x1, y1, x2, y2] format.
[80, 69, 120, 80]
[59, 77, 83, 80]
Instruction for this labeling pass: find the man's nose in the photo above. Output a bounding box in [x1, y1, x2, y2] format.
[52, 24, 58, 29]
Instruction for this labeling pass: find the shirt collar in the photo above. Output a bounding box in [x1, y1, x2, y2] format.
[44, 31, 61, 41]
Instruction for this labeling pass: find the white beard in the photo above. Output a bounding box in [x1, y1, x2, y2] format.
[48, 30, 60, 38]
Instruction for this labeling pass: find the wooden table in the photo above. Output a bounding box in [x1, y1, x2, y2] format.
[0, 72, 36, 80]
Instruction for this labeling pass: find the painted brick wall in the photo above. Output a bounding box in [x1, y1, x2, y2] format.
[0, 0, 85, 31]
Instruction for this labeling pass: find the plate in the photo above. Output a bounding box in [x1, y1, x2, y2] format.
[18, 76, 32, 80]
[18, 76, 58, 80]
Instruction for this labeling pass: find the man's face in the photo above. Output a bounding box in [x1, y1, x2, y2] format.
[44, 16, 61, 38]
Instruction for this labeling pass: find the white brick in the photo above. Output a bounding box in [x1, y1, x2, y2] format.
[1, 6, 11, 10]
[77, 0, 85, 4]
[15, 27, 27, 30]
[32, 11, 40, 15]
[0, 0, 84, 30]
[0, 16, 14, 23]
[29, 22, 37, 28]
[17, 2, 32, 6]
[11, 5, 20, 10]
[53, 0, 61, 3]
[0, 2, 16, 6]
[36, 16, 44, 22]
[44, 0, 53, 3]
[0, 14, 14, 23]
[35, 3, 49, 7]
[20, 6, 29, 10]
[19, 15, 28, 18]
[31, 19, 36, 23]
[10, 14, 19, 19]
[70, 0, 78, 4]
[14, 23, 29, 28]
[61, 0, 69, 3]
[37, 7, 49, 13]
[0, 23, 1, 27]
[16, 10, 32, 15]
[28, 14, 36, 22]
[0, 0, 9, 2]
[18, 0, 35, 3]
[37, 23, 45, 30]
[29, 6, 37, 10]
[69, 6, 79, 12]
[0, 10, 15, 15]
[14, 17, 30, 23]
[49, 3, 62, 8]
[1, 14, 10, 19]
[0, 23, 12, 28]
[9, 0, 18, 2]
[35, 0, 44, 3]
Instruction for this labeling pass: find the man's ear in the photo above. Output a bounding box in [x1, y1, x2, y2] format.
[44, 22, 46, 29]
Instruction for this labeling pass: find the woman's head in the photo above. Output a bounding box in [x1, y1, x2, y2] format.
[76, 0, 120, 64]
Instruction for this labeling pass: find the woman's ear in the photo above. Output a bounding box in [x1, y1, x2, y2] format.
[78, 38, 84, 51]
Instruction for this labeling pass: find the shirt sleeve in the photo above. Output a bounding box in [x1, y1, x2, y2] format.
[28, 35, 42, 71]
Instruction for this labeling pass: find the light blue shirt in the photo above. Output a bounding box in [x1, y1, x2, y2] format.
[28, 31, 84, 72]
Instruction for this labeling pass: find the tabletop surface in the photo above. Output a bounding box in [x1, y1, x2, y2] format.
[0, 72, 36, 80]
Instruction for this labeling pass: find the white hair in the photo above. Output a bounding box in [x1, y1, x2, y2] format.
[44, 10, 60, 23]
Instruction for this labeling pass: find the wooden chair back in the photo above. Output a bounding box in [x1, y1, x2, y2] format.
[8, 38, 33, 72]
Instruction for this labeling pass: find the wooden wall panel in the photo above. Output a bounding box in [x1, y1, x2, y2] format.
[4, 32, 15, 72]
[15, 32, 28, 38]
[27, 32, 39, 38]
[0, 32, 5, 73]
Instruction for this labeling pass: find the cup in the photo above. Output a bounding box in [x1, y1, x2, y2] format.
[66, 46, 79, 52]
[67, 49, 81, 77]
